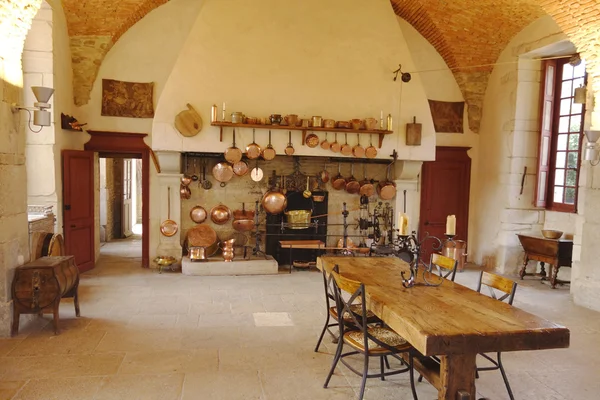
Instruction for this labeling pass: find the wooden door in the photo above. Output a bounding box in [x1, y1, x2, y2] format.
[63, 150, 95, 272]
[122, 159, 133, 237]
[419, 147, 471, 262]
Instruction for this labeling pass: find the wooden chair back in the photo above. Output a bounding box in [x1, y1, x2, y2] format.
[430, 253, 458, 281]
[476, 271, 517, 305]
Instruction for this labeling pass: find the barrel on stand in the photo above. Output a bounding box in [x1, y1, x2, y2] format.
[31, 232, 64, 261]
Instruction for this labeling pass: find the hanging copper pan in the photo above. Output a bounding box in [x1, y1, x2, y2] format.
[262, 130, 276, 161]
[352, 134, 365, 158]
[377, 164, 396, 200]
[224, 128, 243, 163]
[246, 128, 262, 159]
[341, 133, 352, 156]
[331, 163, 346, 190]
[212, 162, 234, 183]
[345, 164, 360, 194]
[160, 187, 178, 237]
[210, 204, 232, 225]
[180, 184, 191, 199]
[190, 205, 207, 224]
[330, 133, 341, 153]
[233, 159, 249, 176]
[365, 136, 378, 159]
[359, 164, 375, 197]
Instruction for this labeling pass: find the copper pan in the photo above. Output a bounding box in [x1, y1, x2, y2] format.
[331, 163, 346, 190]
[224, 128, 243, 163]
[262, 130, 276, 161]
[377, 164, 396, 200]
[212, 162, 234, 184]
[180, 184, 191, 200]
[345, 164, 360, 194]
[233, 203, 255, 220]
[365, 136, 378, 158]
[341, 133, 352, 156]
[330, 133, 341, 153]
[359, 164, 375, 197]
[232, 159, 249, 176]
[320, 164, 329, 183]
[190, 205, 207, 224]
[232, 219, 255, 232]
[352, 134, 365, 158]
[210, 204, 232, 225]
[246, 128, 262, 159]
[160, 187, 178, 237]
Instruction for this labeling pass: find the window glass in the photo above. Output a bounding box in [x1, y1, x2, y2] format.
[556, 152, 566, 168]
[558, 117, 569, 133]
[554, 186, 564, 202]
[560, 99, 571, 115]
[557, 134, 568, 151]
[568, 134, 580, 150]
[565, 188, 576, 204]
[566, 169, 577, 186]
[561, 81, 572, 98]
[570, 115, 581, 132]
[571, 100, 582, 115]
[554, 169, 565, 186]
[567, 152, 578, 168]
[573, 63, 585, 78]
[562, 63, 574, 79]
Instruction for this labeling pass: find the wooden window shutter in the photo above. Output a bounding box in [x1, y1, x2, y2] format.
[535, 59, 556, 208]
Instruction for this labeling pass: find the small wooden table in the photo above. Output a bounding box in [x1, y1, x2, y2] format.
[516, 234, 573, 289]
[318, 256, 569, 400]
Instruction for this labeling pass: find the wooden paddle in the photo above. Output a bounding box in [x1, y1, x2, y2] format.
[175, 103, 202, 137]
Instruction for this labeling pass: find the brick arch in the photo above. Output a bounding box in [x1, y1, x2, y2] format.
[538, 0, 600, 104]
[63, 0, 168, 106]
[0, 0, 43, 60]
[391, 0, 545, 132]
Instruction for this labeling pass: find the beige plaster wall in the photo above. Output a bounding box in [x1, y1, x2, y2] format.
[397, 17, 480, 258]
[473, 16, 575, 273]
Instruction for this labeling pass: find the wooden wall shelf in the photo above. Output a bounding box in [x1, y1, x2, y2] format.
[211, 121, 392, 148]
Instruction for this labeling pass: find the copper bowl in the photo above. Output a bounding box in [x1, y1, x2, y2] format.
[232, 219, 255, 232]
[210, 204, 232, 225]
[541, 230, 563, 239]
[323, 119, 336, 128]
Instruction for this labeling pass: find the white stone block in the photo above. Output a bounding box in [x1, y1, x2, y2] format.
[22, 51, 53, 74]
[583, 189, 600, 224]
[152, 123, 182, 151]
[509, 157, 538, 175]
[500, 208, 540, 224]
[182, 256, 278, 276]
[24, 20, 53, 52]
[511, 130, 539, 158]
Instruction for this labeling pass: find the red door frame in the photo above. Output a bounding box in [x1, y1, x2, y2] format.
[85, 130, 150, 268]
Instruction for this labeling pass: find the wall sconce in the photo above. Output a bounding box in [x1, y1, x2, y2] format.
[583, 130, 600, 164]
[11, 86, 55, 132]
[574, 84, 587, 104]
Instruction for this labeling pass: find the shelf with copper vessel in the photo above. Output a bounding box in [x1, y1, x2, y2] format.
[211, 121, 392, 148]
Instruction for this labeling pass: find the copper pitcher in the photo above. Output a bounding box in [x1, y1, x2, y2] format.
[220, 238, 236, 262]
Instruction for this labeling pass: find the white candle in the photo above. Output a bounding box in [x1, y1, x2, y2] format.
[446, 215, 456, 235]
[398, 213, 409, 235]
[222, 102, 226, 112]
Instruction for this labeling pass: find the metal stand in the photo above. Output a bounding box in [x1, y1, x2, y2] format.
[251, 200, 267, 259]
[339, 202, 353, 256]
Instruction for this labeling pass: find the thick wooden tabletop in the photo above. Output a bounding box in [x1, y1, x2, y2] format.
[319, 256, 569, 357]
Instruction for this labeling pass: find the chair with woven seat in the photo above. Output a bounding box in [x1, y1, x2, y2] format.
[323, 268, 418, 400]
[314, 265, 380, 352]
[475, 270, 518, 400]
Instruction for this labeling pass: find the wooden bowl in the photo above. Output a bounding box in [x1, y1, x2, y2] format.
[541, 229, 563, 239]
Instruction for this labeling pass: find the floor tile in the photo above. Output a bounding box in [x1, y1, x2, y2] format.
[253, 312, 294, 327]
[12, 377, 103, 400]
[94, 373, 184, 400]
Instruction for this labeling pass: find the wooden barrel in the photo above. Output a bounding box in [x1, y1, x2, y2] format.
[31, 232, 64, 260]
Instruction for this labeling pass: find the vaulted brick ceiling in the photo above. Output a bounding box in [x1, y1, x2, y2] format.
[59, 0, 598, 133]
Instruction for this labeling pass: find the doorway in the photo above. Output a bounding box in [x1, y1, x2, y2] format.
[418, 147, 471, 262]
[99, 157, 143, 259]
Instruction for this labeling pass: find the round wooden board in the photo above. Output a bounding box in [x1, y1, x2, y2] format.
[175, 103, 203, 137]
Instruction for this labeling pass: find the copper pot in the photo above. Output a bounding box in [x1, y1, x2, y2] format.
[262, 130, 276, 161]
[190, 205, 207, 224]
[210, 204, 232, 224]
[233, 203, 255, 220]
[365, 136, 378, 159]
[224, 128, 243, 163]
[246, 128, 262, 159]
[345, 164, 360, 194]
[352, 133, 365, 158]
[189, 246, 208, 262]
[232, 219, 255, 232]
[232, 160, 249, 176]
[187, 225, 218, 256]
[377, 164, 396, 200]
[262, 190, 287, 215]
[330, 133, 341, 153]
[331, 163, 346, 190]
[341, 133, 352, 156]
[180, 184, 191, 200]
[359, 164, 375, 197]
[212, 162, 234, 184]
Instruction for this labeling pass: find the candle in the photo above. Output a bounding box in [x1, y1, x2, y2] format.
[222, 102, 226, 121]
[398, 213, 409, 235]
[446, 215, 456, 236]
[380, 110, 384, 129]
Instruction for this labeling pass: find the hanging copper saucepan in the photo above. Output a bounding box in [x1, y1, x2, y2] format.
[331, 163, 347, 190]
[341, 133, 352, 156]
[190, 205, 207, 224]
[246, 128, 262, 160]
[285, 131, 295, 156]
[320, 132, 330, 150]
[377, 164, 396, 200]
[330, 133, 341, 153]
[224, 128, 243, 164]
[181, 153, 192, 186]
[212, 161, 234, 187]
[365, 135, 378, 159]
[320, 164, 329, 183]
[345, 163, 360, 194]
[180, 184, 191, 200]
[210, 204, 232, 225]
[233, 159, 249, 176]
[160, 187, 179, 237]
[353, 134, 365, 158]
[262, 130, 276, 161]
[233, 203, 255, 220]
[359, 164, 375, 197]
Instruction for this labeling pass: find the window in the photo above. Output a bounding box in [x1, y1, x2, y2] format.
[536, 57, 586, 212]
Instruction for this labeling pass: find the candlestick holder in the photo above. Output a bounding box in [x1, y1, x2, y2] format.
[395, 231, 445, 288]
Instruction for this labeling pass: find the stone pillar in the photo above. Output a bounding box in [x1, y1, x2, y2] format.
[154, 151, 183, 267]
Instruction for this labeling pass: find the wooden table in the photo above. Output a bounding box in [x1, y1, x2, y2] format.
[517, 234, 573, 289]
[318, 256, 569, 400]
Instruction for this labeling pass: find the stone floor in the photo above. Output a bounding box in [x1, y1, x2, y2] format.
[1, 236, 599, 400]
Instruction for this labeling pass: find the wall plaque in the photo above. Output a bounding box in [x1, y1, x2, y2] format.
[101, 79, 154, 118]
[427, 100, 464, 133]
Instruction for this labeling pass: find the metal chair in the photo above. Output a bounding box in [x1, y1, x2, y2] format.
[430, 253, 459, 281]
[323, 267, 418, 400]
[314, 265, 380, 352]
[475, 270, 518, 400]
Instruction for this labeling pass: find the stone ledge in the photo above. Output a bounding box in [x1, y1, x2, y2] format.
[182, 256, 278, 276]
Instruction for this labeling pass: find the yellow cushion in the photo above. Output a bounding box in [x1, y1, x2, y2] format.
[329, 304, 376, 321]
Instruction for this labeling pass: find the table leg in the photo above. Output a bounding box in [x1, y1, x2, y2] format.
[539, 262, 547, 280]
[438, 353, 476, 400]
[551, 264, 558, 289]
[518, 255, 528, 279]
